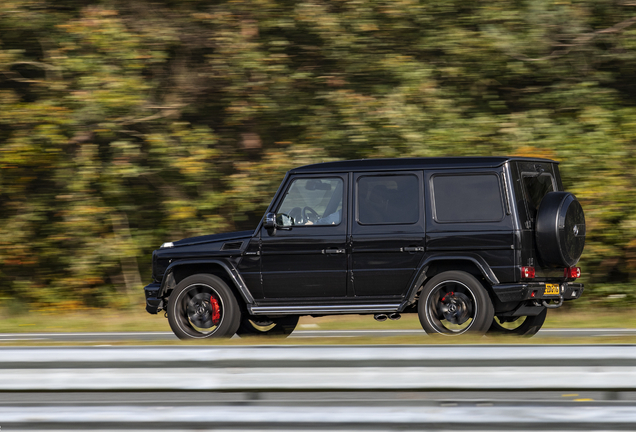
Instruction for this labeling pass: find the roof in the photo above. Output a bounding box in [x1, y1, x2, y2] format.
[290, 156, 557, 174]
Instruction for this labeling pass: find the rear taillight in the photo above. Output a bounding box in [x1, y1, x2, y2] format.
[565, 267, 581, 279]
[521, 266, 535, 279]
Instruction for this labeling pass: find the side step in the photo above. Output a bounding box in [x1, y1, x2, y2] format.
[248, 304, 402, 315]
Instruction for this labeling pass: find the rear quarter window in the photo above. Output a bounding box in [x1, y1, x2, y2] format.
[432, 174, 504, 223]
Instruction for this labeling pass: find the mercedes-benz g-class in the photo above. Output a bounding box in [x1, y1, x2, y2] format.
[144, 157, 585, 338]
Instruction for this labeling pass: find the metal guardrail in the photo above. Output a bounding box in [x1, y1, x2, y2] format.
[1, 344, 636, 391]
[3, 345, 636, 430]
[3, 405, 636, 431]
[4, 343, 636, 365]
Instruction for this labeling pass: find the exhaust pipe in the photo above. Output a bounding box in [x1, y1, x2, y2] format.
[388, 313, 401, 321]
[374, 314, 388, 322]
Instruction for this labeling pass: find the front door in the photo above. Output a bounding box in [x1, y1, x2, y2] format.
[261, 175, 348, 299]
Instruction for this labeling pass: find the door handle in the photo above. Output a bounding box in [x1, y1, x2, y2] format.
[402, 246, 424, 253]
[322, 248, 345, 254]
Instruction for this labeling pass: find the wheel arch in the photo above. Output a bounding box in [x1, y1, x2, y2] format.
[159, 259, 255, 306]
[402, 254, 499, 310]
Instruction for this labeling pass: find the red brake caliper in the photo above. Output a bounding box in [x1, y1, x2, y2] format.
[210, 296, 221, 325]
[441, 292, 454, 302]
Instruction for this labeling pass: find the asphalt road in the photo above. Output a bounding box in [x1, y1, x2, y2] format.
[1, 328, 636, 342]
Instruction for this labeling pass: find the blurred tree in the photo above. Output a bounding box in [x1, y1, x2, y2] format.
[1, 0, 636, 308]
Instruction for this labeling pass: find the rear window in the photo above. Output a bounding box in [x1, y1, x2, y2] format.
[432, 174, 504, 223]
[522, 173, 555, 220]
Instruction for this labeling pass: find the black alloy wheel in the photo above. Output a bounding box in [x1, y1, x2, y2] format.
[236, 315, 299, 337]
[167, 274, 241, 339]
[418, 271, 494, 336]
[488, 308, 547, 337]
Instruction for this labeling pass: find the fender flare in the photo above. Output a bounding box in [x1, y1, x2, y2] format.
[158, 259, 255, 305]
[401, 253, 500, 308]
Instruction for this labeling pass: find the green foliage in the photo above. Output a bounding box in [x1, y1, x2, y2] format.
[1, 0, 636, 307]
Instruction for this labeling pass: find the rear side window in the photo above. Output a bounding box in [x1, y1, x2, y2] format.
[432, 174, 504, 223]
[357, 175, 419, 225]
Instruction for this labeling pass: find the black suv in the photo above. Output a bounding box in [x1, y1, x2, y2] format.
[144, 157, 585, 338]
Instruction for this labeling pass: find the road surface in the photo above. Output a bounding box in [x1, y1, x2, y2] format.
[1, 328, 635, 342]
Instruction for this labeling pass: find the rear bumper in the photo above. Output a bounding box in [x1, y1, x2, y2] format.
[144, 283, 163, 314]
[493, 282, 584, 303]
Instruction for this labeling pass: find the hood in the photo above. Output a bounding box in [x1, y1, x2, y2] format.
[168, 230, 254, 248]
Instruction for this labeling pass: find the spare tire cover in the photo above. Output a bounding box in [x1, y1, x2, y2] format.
[535, 191, 586, 268]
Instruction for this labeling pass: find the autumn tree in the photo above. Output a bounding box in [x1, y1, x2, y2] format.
[1, 0, 636, 308]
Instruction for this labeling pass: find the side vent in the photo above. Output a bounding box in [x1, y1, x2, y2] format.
[221, 241, 244, 251]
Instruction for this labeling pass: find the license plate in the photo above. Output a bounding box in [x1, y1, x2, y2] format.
[544, 284, 560, 296]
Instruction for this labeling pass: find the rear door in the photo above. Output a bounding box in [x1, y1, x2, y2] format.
[511, 161, 565, 279]
[350, 171, 425, 297]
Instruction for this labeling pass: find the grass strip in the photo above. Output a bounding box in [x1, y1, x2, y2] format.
[0, 305, 632, 334]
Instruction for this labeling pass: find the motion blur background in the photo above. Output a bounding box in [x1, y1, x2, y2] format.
[1, 0, 635, 314]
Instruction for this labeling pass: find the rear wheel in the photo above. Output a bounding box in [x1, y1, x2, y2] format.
[167, 274, 242, 340]
[236, 315, 299, 338]
[418, 271, 494, 336]
[488, 308, 547, 337]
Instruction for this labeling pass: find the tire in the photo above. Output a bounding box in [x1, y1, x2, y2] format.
[535, 192, 586, 268]
[418, 271, 494, 336]
[236, 315, 299, 338]
[488, 308, 547, 337]
[167, 274, 242, 340]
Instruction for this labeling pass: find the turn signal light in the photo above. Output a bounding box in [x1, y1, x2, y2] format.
[521, 266, 535, 279]
[565, 267, 581, 279]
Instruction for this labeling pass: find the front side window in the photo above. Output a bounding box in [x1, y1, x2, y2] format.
[433, 174, 504, 223]
[277, 178, 343, 226]
[357, 175, 419, 225]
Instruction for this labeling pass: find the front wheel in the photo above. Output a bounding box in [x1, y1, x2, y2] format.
[418, 271, 494, 336]
[236, 315, 299, 338]
[488, 308, 547, 337]
[167, 274, 242, 340]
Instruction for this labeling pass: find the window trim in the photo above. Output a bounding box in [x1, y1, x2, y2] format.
[430, 172, 506, 224]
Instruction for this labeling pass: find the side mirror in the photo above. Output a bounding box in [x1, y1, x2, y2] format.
[263, 212, 276, 229]
[276, 213, 293, 227]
